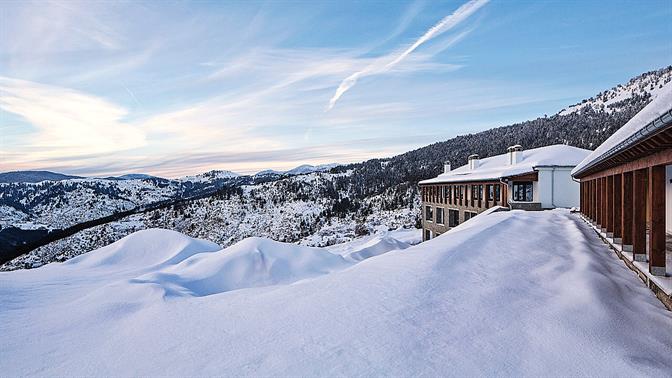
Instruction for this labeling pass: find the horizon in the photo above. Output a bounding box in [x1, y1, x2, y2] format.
[1, 0, 671, 177]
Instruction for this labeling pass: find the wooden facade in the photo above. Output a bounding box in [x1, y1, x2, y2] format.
[575, 116, 671, 276]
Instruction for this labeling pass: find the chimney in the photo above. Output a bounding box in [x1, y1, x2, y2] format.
[443, 161, 451, 173]
[468, 154, 479, 170]
[507, 145, 523, 165]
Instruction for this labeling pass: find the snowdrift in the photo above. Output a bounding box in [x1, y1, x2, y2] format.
[2, 210, 671, 376]
[132, 237, 352, 297]
[64, 228, 221, 271]
[341, 235, 411, 261]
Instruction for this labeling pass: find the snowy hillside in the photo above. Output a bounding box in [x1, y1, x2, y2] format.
[0, 170, 82, 183]
[179, 169, 240, 182]
[3, 171, 420, 270]
[0, 173, 253, 231]
[560, 66, 672, 115]
[0, 178, 183, 230]
[3, 66, 671, 271]
[284, 163, 339, 175]
[1, 210, 670, 376]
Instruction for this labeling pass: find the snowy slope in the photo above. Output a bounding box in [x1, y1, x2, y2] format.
[133, 237, 352, 296]
[284, 163, 339, 175]
[573, 81, 672, 175]
[0, 170, 83, 183]
[180, 169, 240, 182]
[1, 209, 670, 376]
[326, 229, 416, 261]
[559, 66, 672, 115]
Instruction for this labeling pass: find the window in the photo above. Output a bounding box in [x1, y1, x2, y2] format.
[487, 184, 499, 201]
[478, 185, 483, 200]
[464, 211, 477, 222]
[436, 207, 445, 225]
[425, 205, 434, 221]
[512, 181, 533, 202]
[424, 229, 431, 241]
[448, 209, 460, 227]
[444, 186, 449, 202]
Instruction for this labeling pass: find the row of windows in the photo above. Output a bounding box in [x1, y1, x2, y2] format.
[421, 183, 502, 203]
[425, 206, 476, 226]
[422, 182, 535, 203]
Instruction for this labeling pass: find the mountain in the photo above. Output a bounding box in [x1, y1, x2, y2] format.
[180, 169, 240, 182]
[254, 169, 284, 176]
[560, 68, 672, 115]
[284, 163, 339, 175]
[2, 66, 671, 270]
[330, 66, 672, 201]
[0, 170, 83, 183]
[110, 174, 163, 180]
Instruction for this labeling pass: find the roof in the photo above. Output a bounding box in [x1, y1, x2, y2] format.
[571, 82, 672, 178]
[419, 144, 591, 185]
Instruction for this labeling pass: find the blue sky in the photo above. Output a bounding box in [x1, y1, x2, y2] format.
[1, 0, 670, 177]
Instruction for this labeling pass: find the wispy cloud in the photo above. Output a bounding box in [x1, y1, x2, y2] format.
[0, 77, 145, 161]
[327, 0, 489, 110]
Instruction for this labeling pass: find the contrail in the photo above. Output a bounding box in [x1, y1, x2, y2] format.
[327, 0, 489, 111]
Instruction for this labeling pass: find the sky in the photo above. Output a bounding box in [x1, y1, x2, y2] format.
[0, 0, 670, 178]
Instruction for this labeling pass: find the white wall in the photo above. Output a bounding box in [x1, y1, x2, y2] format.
[536, 167, 580, 209]
[667, 165, 671, 234]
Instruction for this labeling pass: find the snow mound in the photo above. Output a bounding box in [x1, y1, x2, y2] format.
[132, 237, 352, 297]
[65, 229, 221, 270]
[345, 235, 411, 261]
[2, 211, 672, 376]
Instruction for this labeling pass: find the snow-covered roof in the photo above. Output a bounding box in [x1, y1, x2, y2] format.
[571, 83, 672, 177]
[419, 144, 591, 184]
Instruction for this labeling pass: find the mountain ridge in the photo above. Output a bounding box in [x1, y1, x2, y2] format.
[2, 65, 671, 270]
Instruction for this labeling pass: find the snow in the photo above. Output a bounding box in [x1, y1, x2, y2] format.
[133, 237, 352, 296]
[559, 68, 672, 116]
[420, 144, 590, 184]
[180, 169, 240, 182]
[1, 210, 671, 376]
[326, 228, 418, 261]
[254, 169, 283, 176]
[572, 82, 672, 176]
[65, 229, 221, 271]
[113, 174, 161, 180]
[284, 163, 339, 175]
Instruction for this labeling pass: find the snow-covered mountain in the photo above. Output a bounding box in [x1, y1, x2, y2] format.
[180, 169, 240, 182]
[2, 66, 671, 270]
[284, 163, 339, 175]
[560, 66, 672, 115]
[1, 210, 670, 375]
[254, 169, 284, 176]
[109, 173, 163, 180]
[254, 163, 339, 177]
[3, 170, 419, 270]
[0, 170, 83, 183]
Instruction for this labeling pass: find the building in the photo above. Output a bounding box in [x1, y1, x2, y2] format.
[572, 85, 672, 281]
[419, 144, 591, 241]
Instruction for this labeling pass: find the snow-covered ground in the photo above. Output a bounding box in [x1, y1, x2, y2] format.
[1, 210, 671, 376]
